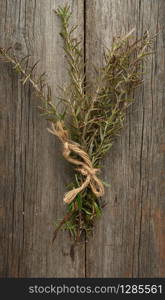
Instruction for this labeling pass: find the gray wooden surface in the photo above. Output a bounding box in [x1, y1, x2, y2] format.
[0, 0, 164, 277]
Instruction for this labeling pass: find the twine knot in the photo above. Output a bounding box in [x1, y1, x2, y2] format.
[48, 121, 104, 204]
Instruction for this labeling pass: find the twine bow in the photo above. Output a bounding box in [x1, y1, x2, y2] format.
[48, 121, 104, 204]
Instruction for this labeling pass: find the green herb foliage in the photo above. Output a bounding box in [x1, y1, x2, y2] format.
[0, 4, 154, 241]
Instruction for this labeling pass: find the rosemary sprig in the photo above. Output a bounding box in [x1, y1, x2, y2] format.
[0, 47, 62, 123]
[0, 5, 154, 242]
[55, 5, 85, 143]
[52, 6, 154, 240]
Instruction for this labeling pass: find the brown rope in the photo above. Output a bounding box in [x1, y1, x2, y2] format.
[48, 121, 104, 204]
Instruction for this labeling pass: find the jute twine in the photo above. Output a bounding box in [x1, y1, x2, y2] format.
[48, 121, 104, 204]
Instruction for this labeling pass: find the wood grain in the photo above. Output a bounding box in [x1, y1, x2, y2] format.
[85, 0, 165, 277]
[0, 0, 164, 278]
[0, 0, 85, 277]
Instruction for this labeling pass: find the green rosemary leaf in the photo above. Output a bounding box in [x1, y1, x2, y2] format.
[76, 194, 83, 211]
[102, 180, 111, 188]
[93, 202, 102, 217]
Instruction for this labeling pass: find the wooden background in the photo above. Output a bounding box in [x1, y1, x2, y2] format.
[0, 0, 164, 277]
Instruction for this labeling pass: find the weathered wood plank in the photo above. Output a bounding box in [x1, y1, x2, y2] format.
[0, 0, 85, 277]
[0, 0, 164, 278]
[85, 0, 165, 277]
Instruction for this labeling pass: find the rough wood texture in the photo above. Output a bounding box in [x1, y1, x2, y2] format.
[85, 0, 165, 277]
[0, 0, 85, 277]
[0, 0, 164, 278]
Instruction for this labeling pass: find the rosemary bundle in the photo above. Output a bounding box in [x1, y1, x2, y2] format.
[0, 5, 154, 242]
